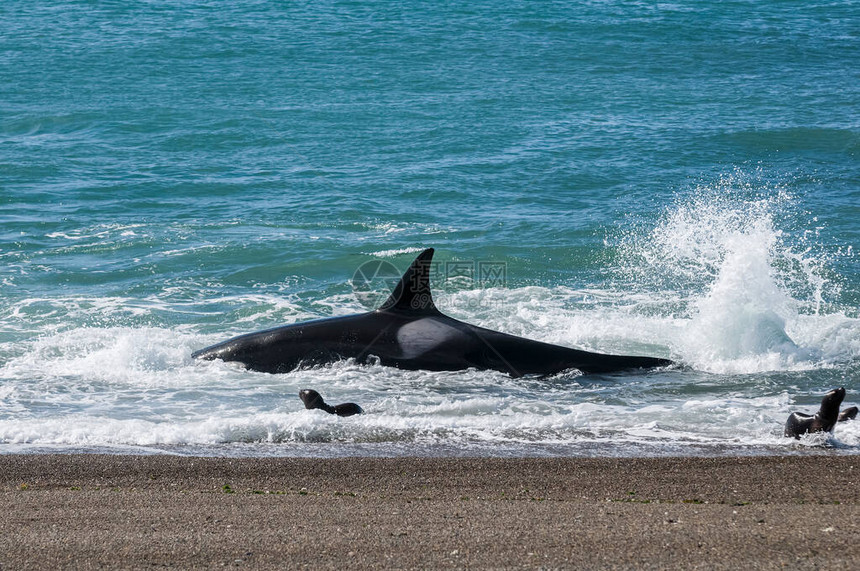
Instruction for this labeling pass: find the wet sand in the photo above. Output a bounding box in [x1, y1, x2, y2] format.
[2, 454, 859, 569]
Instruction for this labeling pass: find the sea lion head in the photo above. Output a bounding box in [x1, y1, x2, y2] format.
[816, 387, 845, 430]
[819, 387, 845, 416]
[299, 389, 328, 411]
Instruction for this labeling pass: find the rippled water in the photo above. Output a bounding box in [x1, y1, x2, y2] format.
[1, 1, 858, 456]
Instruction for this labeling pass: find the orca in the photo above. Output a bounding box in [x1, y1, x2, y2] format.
[192, 248, 673, 377]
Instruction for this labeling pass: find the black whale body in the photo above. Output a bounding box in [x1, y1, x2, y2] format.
[192, 248, 673, 377]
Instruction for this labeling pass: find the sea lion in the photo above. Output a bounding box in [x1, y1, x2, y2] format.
[299, 389, 363, 417]
[838, 406, 858, 422]
[784, 387, 846, 439]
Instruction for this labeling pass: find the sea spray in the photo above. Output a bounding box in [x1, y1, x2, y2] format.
[2, 176, 859, 453]
[679, 201, 807, 371]
[611, 173, 850, 373]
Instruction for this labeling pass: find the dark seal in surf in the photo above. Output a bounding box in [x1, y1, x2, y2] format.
[299, 389, 363, 417]
[784, 387, 853, 439]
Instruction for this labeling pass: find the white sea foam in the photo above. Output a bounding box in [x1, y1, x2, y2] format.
[0, 320, 847, 453]
[45, 223, 148, 243]
[2, 277, 857, 453]
[609, 175, 856, 374]
[367, 246, 427, 257]
[1, 181, 858, 455]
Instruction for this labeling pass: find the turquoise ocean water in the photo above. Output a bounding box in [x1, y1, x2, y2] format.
[1, 1, 859, 456]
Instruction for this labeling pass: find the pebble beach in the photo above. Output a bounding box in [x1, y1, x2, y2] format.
[3, 454, 859, 569]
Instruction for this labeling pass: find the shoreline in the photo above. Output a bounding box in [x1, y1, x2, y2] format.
[3, 439, 850, 458]
[3, 454, 860, 568]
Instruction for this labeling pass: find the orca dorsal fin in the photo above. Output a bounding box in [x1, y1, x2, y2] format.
[378, 248, 440, 314]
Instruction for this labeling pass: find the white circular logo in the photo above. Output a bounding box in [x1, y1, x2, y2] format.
[351, 259, 401, 309]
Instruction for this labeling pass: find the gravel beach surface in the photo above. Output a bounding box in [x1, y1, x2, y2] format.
[2, 454, 859, 569]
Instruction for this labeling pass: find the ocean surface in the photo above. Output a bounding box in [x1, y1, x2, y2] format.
[1, 1, 859, 457]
